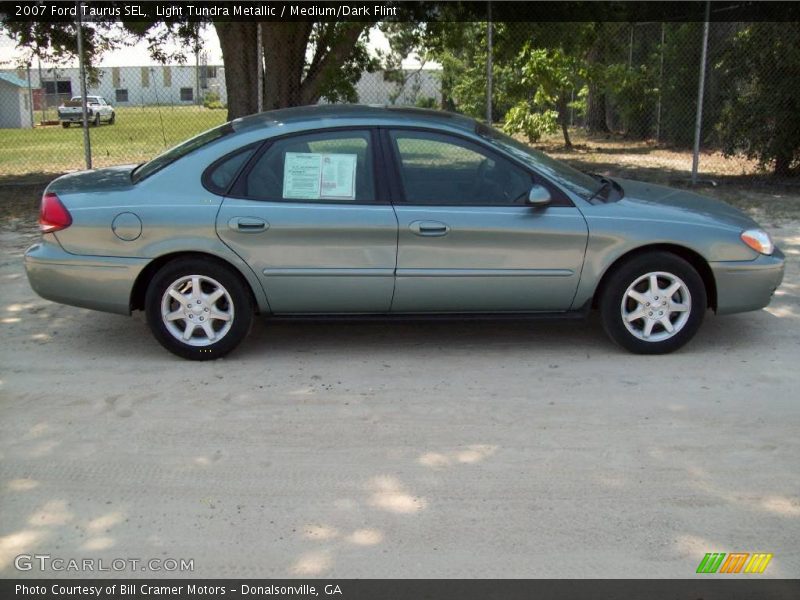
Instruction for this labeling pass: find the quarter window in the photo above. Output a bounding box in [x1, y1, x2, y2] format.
[204, 146, 258, 195]
[243, 130, 375, 203]
[389, 130, 531, 205]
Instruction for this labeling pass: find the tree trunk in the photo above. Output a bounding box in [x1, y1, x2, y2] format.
[586, 82, 609, 133]
[299, 24, 367, 105]
[584, 30, 609, 134]
[215, 22, 260, 120]
[260, 23, 367, 109]
[558, 92, 572, 149]
[774, 152, 792, 176]
[261, 23, 312, 109]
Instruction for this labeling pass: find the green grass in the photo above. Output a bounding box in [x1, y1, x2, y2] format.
[0, 106, 227, 176]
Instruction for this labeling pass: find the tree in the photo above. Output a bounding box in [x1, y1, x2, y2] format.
[503, 45, 580, 148]
[716, 23, 800, 176]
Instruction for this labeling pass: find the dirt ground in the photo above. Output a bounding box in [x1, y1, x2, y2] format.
[1, 138, 799, 578]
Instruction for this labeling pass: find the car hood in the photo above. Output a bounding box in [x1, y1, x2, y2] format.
[47, 165, 137, 195]
[613, 177, 759, 230]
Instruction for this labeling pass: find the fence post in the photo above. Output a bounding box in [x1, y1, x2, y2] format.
[25, 63, 35, 129]
[486, 1, 493, 124]
[37, 57, 45, 123]
[655, 23, 665, 144]
[194, 28, 201, 106]
[52, 66, 57, 119]
[257, 22, 263, 112]
[76, 0, 92, 169]
[691, 2, 711, 185]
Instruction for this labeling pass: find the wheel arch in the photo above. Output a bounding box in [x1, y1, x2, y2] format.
[592, 243, 717, 311]
[130, 251, 262, 314]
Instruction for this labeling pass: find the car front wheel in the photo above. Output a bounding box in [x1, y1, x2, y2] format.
[145, 258, 253, 360]
[599, 252, 706, 354]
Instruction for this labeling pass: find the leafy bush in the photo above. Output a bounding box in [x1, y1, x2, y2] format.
[503, 101, 559, 143]
[203, 92, 226, 110]
[716, 23, 800, 175]
[415, 96, 438, 109]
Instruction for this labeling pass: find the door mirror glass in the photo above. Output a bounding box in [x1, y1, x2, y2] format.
[527, 184, 552, 207]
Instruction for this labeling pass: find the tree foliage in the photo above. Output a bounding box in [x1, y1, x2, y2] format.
[716, 23, 800, 175]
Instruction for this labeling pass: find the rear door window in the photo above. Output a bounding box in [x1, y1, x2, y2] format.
[241, 130, 375, 203]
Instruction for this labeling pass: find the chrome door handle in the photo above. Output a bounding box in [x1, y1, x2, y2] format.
[410, 220, 449, 237]
[228, 217, 268, 233]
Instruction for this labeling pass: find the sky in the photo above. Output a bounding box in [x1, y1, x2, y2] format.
[0, 24, 435, 70]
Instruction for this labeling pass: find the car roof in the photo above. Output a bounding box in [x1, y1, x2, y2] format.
[231, 104, 478, 134]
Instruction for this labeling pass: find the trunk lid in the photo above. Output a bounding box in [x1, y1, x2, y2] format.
[46, 165, 137, 196]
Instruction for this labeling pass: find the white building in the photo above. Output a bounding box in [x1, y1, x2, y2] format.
[0, 63, 442, 128]
[350, 68, 442, 106]
[0, 72, 33, 128]
[3, 64, 227, 108]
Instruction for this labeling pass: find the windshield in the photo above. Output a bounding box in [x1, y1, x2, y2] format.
[132, 122, 234, 183]
[476, 123, 601, 200]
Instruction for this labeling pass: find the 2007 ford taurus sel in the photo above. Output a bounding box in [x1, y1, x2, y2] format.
[25, 105, 784, 360]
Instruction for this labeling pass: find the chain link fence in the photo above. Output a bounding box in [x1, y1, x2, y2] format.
[1, 21, 797, 180]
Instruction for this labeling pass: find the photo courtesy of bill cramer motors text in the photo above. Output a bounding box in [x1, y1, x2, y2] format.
[14, 583, 343, 596]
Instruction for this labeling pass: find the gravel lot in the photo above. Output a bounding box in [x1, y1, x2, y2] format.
[0, 221, 798, 579]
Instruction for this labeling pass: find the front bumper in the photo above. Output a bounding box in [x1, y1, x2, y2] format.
[710, 248, 785, 315]
[24, 238, 149, 315]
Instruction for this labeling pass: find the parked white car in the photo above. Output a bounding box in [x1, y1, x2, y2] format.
[58, 96, 115, 127]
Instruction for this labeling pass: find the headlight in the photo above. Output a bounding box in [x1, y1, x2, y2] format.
[741, 229, 774, 255]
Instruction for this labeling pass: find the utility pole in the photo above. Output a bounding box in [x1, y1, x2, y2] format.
[691, 2, 710, 185]
[76, 0, 92, 168]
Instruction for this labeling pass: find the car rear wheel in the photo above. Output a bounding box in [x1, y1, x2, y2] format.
[93, 113, 100, 126]
[109, 112, 115, 125]
[145, 258, 253, 360]
[599, 252, 706, 354]
[61, 122, 69, 128]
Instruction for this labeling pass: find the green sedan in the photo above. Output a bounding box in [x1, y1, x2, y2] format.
[24, 105, 784, 360]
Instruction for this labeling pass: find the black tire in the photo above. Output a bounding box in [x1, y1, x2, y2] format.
[599, 251, 707, 354]
[93, 113, 100, 127]
[145, 257, 253, 360]
[61, 122, 70, 128]
[109, 111, 115, 125]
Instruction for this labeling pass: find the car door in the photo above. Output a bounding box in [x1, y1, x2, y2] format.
[215, 128, 398, 313]
[385, 128, 588, 313]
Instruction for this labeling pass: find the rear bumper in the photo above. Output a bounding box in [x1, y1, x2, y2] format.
[710, 249, 785, 315]
[24, 239, 148, 315]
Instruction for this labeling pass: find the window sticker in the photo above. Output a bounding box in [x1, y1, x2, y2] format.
[283, 152, 322, 199]
[283, 152, 357, 200]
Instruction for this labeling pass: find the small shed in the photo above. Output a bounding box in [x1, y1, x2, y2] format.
[0, 72, 33, 129]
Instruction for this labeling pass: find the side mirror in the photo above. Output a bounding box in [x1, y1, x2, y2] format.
[527, 183, 552, 207]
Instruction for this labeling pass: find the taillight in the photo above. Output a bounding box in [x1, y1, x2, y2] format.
[39, 192, 72, 233]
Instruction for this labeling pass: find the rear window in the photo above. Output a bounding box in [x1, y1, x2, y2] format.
[132, 123, 234, 184]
